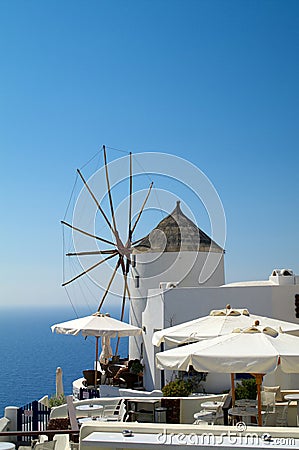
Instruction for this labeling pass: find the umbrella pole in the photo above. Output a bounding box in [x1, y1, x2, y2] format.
[231, 373, 235, 407]
[95, 336, 99, 388]
[255, 374, 263, 426]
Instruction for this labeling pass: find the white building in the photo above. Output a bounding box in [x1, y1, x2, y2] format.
[129, 202, 299, 392]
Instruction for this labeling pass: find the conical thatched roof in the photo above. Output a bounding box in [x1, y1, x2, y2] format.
[134, 201, 223, 253]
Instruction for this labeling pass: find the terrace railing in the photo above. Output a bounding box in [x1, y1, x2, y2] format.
[17, 400, 50, 443]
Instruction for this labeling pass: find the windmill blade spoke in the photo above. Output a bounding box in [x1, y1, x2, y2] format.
[97, 257, 121, 312]
[128, 151, 133, 242]
[119, 256, 126, 274]
[131, 181, 153, 236]
[62, 253, 117, 286]
[131, 236, 144, 245]
[124, 271, 131, 299]
[103, 145, 118, 234]
[61, 220, 115, 246]
[66, 250, 117, 256]
[77, 169, 116, 235]
[120, 288, 126, 322]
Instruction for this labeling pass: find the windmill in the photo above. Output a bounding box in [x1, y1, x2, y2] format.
[61, 145, 153, 353]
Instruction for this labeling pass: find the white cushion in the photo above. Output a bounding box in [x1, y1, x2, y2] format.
[119, 388, 163, 397]
[263, 386, 283, 402]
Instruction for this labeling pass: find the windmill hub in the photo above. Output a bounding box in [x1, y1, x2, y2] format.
[117, 244, 132, 259]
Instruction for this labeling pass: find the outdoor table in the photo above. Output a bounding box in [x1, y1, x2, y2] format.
[284, 394, 299, 426]
[0, 443, 15, 450]
[76, 404, 104, 417]
[78, 417, 100, 424]
[235, 399, 257, 407]
[229, 406, 259, 417]
[78, 416, 119, 425]
[83, 431, 164, 448]
[228, 406, 262, 425]
[193, 410, 217, 425]
[201, 401, 223, 410]
[126, 398, 160, 423]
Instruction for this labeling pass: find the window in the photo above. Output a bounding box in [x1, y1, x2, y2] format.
[132, 254, 136, 268]
[135, 275, 140, 288]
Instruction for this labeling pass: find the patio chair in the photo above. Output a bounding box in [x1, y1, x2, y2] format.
[262, 405, 272, 426]
[18, 441, 57, 450]
[275, 401, 290, 427]
[194, 405, 223, 425]
[213, 404, 224, 424]
[33, 442, 57, 450]
[246, 404, 271, 427]
[194, 410, 223, 425]
[82, 370, 101, 387]
[261, 391, 276, 413]
[53, 434, 70, 450]
[98, 399, 127, 421]
[106, 364, 126, 385]
[116, 371, 140, 389]
[193, 410, 216, 425]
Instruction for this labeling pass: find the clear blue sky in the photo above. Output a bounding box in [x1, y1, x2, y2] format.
[0, 0, 298, 310]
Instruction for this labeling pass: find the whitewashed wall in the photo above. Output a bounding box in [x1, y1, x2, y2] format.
[129, 251, 224, 360]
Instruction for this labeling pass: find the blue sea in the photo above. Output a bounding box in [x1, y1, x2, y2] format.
[0, 307, 128, 417]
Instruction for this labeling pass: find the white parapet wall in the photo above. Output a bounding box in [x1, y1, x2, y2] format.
[79, 421, 299, 450]
[0, 417, 10, 440]
[4, 407, 18, 433]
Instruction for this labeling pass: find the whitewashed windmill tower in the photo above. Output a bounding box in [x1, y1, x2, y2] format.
[129, 200, 225, 363]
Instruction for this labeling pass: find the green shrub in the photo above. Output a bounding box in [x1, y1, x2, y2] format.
[48, 394, 66, 408]
[162, 378, 192, 397]
[235, 378, 257, 400]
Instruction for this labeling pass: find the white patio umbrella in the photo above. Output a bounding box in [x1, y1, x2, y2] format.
[99, 335, 113, 364]
[153, 305, 299, 347]
[51, 312, 142, 386]
[156, 325, 299, 426]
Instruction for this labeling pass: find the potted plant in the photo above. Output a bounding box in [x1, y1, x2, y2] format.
[162, 378, 192, 397]
[161, 378, 193, 424]
[48, 394, 66, 408]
